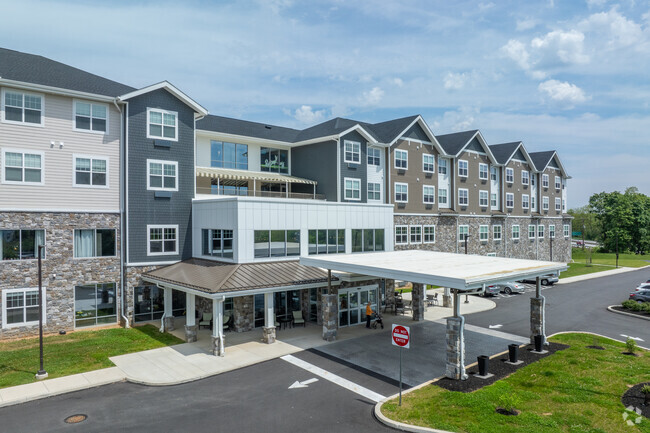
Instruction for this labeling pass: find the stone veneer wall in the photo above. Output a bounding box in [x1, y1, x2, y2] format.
[124, 264, 160, 326]
[0, 212, 121, 340]
[393, 215, 571, 263]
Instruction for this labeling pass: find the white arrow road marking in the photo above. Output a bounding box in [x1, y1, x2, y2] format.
[288, 378, 319, 389]
[281, 355, 386, 402]
[620, 334, 644, 342]
[489, 324, 503, 329]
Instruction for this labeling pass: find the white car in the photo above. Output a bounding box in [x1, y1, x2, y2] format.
[634, 283, 650, 291]
[493, 282, 526, 295]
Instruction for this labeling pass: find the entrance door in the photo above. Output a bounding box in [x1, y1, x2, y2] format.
[338, 285, 378, 327]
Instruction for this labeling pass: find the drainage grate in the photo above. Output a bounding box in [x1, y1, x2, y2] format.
[64, 414, 87, 424]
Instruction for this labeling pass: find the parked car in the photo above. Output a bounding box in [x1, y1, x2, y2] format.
[629, 289, 650, 303]
[518, 274, 559, 286]
[635, 283, 650, 291]
[480, 285, 501, 297]
[492, 282, 526, 295]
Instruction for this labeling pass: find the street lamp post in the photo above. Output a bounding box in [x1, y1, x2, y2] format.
[615, 234, 619, 269]
[550, 234, 554, 262]
[36, 245, 47, 379]
[582, 224, 585, 251]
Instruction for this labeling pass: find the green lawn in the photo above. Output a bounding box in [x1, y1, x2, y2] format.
[559, 263, 617, 279]
[381, 333, 650, 433]
[0, 325, 183, 388]
[572, 248, 650, 268]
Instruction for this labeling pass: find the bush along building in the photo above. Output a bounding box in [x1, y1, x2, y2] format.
[0, 48, 571, 347]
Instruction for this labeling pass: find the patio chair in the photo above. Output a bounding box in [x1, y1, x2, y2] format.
[223, 314, 231, 332]
[394, 299, 405, 315]
[199, 312, 212, 330]
[404, 300, 413, 312]
[292, 310, 305, 327]
[273, 313, 280, 329]
[427, 293, 439, 306]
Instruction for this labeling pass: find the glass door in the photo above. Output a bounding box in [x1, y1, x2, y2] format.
[254, 294, 265, 328]
[309, 288, 318, 322]
[349, 292, 359, 325]
[339, 292, 349, 327]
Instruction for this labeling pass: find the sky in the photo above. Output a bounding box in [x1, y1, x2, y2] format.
[1, 0, 649, 207]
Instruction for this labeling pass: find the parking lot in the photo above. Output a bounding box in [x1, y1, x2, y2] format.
[480, 282, 554, 300]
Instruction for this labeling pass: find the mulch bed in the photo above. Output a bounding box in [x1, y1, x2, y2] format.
[611, 306, 650, 319]
[622, 382, 650, 419]
[434, 342, 569, 393]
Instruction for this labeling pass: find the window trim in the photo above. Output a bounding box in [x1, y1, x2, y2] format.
[423, 225, 436, 244]
[555, 197, 562, 211]
[1, 148, 45, 186]
[2, 287, 46, 329]
[367, 146, 381, 166]
[73, 228, 117, 259]
[549, 224, 556, 239]
[394, 149, 408, 170]
[423, 185, 435, 204]
[542, 174, 549, 188]
[72, 99, 109, 134]
[479, 190, 488, 207]
[512, 224, 520, 240]
[438, 188, 448, 205]
[522, 194, 529, 209]
[458, 225, 469, 242]
[147, 159, 179, 192]
[563, 224, 570, 238]
[367, 182, 381, 202]
[343, 140, 361, 164]
[146, 107, 179, 142]
[542, 196, 550, 210]
[344, 177, 361, 201]
[521, 170, 529, 185]
[395, 225, 408, 245]
[147, 224, 179, 256]
[478, 163, 488, 180]
[0, 229, 47, 261]
[555, 175, 561, 190]
[493, 225, 502, 241]
[72, 154, 109, 189]
[458, 160, 468, 178]
[479, 225, 489, 242]
[538, 225, 545, 239]
[505, 192, 514, 209]
[458, 188, 469, 206]
[528, 224, 536, 239]
[394, 182, 408, 203]
[505, 167, 514, 183]
[409, 225, 422, 244]
[1, 88, 45, 127]
[422, 154, 435, 173]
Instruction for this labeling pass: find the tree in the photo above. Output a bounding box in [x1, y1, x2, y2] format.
[567, 205, 600, 240]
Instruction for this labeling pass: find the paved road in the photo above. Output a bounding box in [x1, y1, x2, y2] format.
[466, 267, 650, 346]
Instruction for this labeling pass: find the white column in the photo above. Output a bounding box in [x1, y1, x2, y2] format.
[264, 292, 274, 328]
[164, 287, 173, 317]
[212, 298, 225, 356]
[186, 293, 195, 327]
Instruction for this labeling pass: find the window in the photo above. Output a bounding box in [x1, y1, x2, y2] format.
[528, 225, 536, 239]
[512, 225, 520, 240]
[147, 160, 177, 191]
[0, 229, 45, 260]
[490, 193, 497, 207]
[531, 174, 536, 186]
[486, 252, 497, 257]
[367, 147, 381, 166]
[309, 229, 345, 254]
[410, 226, 422, 244]
[563, 224, 570, 238]
[542, 174, 549, 188]
[531, 196, 536, 210]
[549, 225, 556, 239]
[490, 166, 498, 181]
[522, 194, 529, 209]
[506, 193, 514, 208]
[555, 198, 562, 211]
[2, 149, 43, 184]
[438, 188, 448, 205]
[423, 154, 435, 173]
[423, 185, 435, 204]
[254, 230, 300, 258]
[210, 141, 248, 170]
[352, 229, 384, 252]
[458, 225, 469, 242]
[260, 147, 289, 174]
[458, 160, 468, 177]
[344, 178, 361, 200]
[74, 283, 116, 327]
[367, 182, 381, 201]
[147, 108, 177, 141]
[555, 176, 561, 190]
[458, 188, 468, 206]
[344, 140, 361, 164]
[479, 190, 488, 207]
[394, 149, 408, 169]
[521, 170, 529, 185]
[479, 163, 488, 180]
[505, 168, 514, 183]
[74, 156, 107, 187]
[493, 225, 502, 241]
[438, 158, 448, 174]
[202, 229, 234, 258]
[395, 226, 408, 245]
[542, 196, 549, 210]
[538, 225, 545, 238]
[395, 183, 408, 202]
[479, 225, 489, 242]
[74, 229, 115, 258]
[148, 225, 178, 255]
[423, 225, 435, 243]
[2, 90, 42, 125]
[74, 101, 107, 132]
[2, 288, 42, 328]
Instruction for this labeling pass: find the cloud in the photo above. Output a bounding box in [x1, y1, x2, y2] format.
[392, 77, 404, 87]
[578, 7, 646, 49]
[360, 87, 384, 106]
[501, 39, 532, 70]
[443, 72, 468, 90]
[538, 79, 588, 107]
[478, 2, 495, 11]
[531, 30, 590, 65]
[290, 105, 327, 124]
[586, 0, 607, 8]
[516, 19, 537, 31]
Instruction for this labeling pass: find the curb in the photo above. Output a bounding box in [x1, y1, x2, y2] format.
[556, 266, 641, 285]
[606, 305, 650, 322]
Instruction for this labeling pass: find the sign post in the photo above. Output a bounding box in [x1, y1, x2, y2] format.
[392, 324, 410, 406]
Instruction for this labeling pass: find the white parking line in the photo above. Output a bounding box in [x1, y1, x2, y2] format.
[280, 354, 386, 403]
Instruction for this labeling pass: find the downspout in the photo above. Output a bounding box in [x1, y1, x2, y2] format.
[335, 138, 341, 202]
[117, 99, 129, 328]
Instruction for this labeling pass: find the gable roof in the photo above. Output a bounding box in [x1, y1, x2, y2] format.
[0, 47, 134, 98]
[370, 115, 420, 143]
[197, 115, 301, 143]
[435, 130, 480, 155]
[489, 142, 521, 164]
[529, 150, 570, 177]
[118, 81, 208, 116]
[294, 117, 379, 143]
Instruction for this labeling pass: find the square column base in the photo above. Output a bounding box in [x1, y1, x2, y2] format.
[163, 316, 175, 332]
[262, 326, 276, 344]
[184, 324, 198, 343]
[530, 297, 547, 345]
[445, 316, 468, 380]
[211, 335, 225, 357]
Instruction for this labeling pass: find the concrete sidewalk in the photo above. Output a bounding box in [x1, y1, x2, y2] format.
[0, 293, 494, 408]
[558, 265, 649, 285]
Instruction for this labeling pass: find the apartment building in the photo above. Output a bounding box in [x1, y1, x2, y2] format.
[0, 47, 571, 343]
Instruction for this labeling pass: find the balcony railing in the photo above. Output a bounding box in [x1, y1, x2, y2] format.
[196, 187, 326, 200]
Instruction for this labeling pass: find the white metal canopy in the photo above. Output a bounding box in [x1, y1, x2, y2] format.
[300, 250, 567, 291]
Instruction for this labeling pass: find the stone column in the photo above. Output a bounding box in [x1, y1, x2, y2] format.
[442, 286, 452, 308]
[411, 283, 425, 321]
[212, 298, 225, 356]
[262, 292, 276, 344]
[184, 293, 197, 343]
[163, 287, 175, 332]
[445, 316, 467, 380]
[321, 294, 338, 342]
[530, 296, 546, 345]
[385, 279, 396, 312]
[233, 296, 254, 332]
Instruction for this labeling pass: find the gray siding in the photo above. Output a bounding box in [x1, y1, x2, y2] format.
[126, 88, 195, 263]
[465, 137, 484, 153]
[512, 148, 526, 161]
[339, 131, 367, 203]
[291, 140, 338, 201]
[402, 123, 429, 141]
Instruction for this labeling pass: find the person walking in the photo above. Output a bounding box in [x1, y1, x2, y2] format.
[365, 301, 373, 328]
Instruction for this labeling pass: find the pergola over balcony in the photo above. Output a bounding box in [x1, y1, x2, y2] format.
[196, 166, 323, 200]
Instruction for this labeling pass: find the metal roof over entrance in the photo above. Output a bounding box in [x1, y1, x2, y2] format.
[300, 250, 567, 291]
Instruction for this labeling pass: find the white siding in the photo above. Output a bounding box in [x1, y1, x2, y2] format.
[367, 145, 384, 202]
[0, 87, 120, 211]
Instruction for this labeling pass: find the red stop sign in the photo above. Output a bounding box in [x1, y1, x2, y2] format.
[392, 324, 410, 348]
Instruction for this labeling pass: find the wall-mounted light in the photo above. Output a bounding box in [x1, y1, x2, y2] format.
[50, 141, 55, 148]
[59, 141, 64, 149]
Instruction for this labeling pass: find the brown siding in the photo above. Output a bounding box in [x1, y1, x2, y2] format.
[389, 139, 440, 214]
[454, 152, 491, 215]
[504, 159, 534, 217]
[541, 166, 564, 216]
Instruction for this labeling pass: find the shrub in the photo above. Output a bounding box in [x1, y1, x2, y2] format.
[622, 300, 643, 311]
[643, 302, 650, 313]
[625, 337, 637, 354]
[497, 393, 521, 412]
